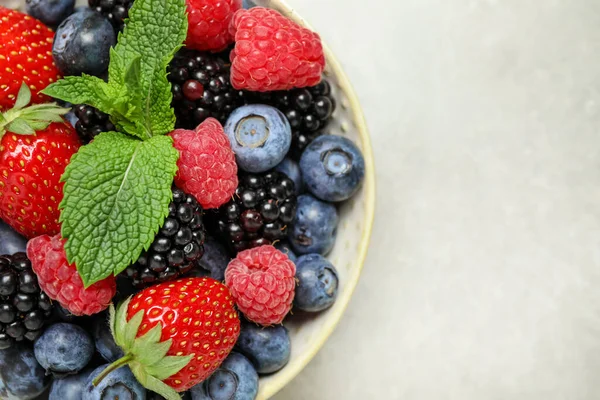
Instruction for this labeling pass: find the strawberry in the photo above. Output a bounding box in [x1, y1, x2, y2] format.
[95, 278, 240, 399]
[0, 84, 80, 238]
[0, 7, 61, 111]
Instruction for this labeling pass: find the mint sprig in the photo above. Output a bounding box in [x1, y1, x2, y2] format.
[60, 133, 179, 286]
[41, 0, 188, 286]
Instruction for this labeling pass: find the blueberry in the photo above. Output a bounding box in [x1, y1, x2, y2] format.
[83, 364, 146, 400]
[34, 322, 94, 375]
[224, 105, 292, 173]
[0, 343, 50, 400]
[50, 369, 94, 400]
[275, 158, 303, 195]
[242, 0, 256, 8]
[288, 194, 339, 255]
[0, 221, 27, 255]
[294, 254, 339, 312]
[235, 321, 291, 374]
[93, 316, 124, 363]
[26, 0, 75, 28]
[190, 352, 258, 400]
[197, 236, 231, 281]
[53, 9, 116, 77]
[274, 241, 297, 263]
[300, 135, 365, 202]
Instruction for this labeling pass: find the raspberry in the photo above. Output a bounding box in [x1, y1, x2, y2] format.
[170, 118, 238, 209]
[186, 0, 242, 52]
[225, 245, 295, 325]
[228, 7, 326, 92]
[26, 234, 116, 316]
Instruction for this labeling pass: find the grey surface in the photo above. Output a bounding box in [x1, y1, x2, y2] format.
[274, 1, 600, 400]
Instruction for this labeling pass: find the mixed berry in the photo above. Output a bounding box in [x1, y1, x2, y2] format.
[0, 0, 366, 398]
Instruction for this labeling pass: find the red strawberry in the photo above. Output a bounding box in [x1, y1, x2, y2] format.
[228, 7, 326, 92]
[27, 234, 117, 316]
[170, 118, 238, 209]
[0, 85, 80, 238]
[186, 0, 242, 52]
[95, 278, 240, 398]
[0, 7, 61, 111]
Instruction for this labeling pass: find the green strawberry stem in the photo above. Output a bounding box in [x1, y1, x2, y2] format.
[92, 353, 134, 386]
[0, 83, 70, 140]
[93, 299, 193, 400]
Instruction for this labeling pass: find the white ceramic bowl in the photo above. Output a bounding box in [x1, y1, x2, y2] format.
[10, 1, 376, 398]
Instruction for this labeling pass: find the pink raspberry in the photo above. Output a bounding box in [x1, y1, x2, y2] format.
[228, 7, 326, 92]
[26, 234, 116, 316]
[186, 0, 242, 52]
[170, 118, 238, 209]
[225, 245, 296, 325]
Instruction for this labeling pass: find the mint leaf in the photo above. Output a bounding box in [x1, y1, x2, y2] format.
[110, 0, 187, 137]
[42, 75, 112, 113]
[60, 132, 179, 286]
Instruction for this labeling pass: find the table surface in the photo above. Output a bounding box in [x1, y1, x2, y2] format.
[273, 1, 600, 399]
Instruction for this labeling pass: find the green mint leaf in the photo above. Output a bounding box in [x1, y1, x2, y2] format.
[110, 0, 187, 136]
[60, 132, 179, 286]
[42, 75, 112, 113]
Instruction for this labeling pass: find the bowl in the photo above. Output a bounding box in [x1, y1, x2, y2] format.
[10, 1, 376, 398]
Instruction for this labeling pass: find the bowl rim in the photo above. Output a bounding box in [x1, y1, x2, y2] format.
[254, 1, 377, 399]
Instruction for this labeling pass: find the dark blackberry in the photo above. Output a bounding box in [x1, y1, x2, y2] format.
[0, 253, 53, 350]
[169, 49, 246, 128]
[88, 0, 133, 32]
[124, 188, 206, 288]
[251, 80, 336, 159]
[215, 171, 297, 253]
[73, 104, 115, 144]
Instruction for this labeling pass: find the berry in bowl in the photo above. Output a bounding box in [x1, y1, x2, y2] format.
[0, 0, 375, 398]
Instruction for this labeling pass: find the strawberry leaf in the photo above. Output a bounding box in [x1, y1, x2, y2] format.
[60, 132, 179, 286]
[145, 355, 193, 381]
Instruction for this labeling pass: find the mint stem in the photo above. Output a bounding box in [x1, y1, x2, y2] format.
[92, 353, 134, 386]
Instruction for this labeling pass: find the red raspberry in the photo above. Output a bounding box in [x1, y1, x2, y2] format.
[225, 245, 296, 325]
[26, 234, 116, 316]
[170, 118, 238, 209]
[186, 0, 242, 52]
[228, 7, 326, 92]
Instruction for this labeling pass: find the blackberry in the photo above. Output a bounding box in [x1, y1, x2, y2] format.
[0, 253, 53, 350]
[124, 188, 206, 288]
[251, 80, 336, 159]
[169, 49, 246, 128]
[73, 105, 115, 144]
[215, 171, 297, 253]
[88, 0, 133, 32]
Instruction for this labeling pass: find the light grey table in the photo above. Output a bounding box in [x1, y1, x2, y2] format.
[274, 1, 600, 399]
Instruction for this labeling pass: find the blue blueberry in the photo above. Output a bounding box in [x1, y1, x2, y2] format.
[0, 221, 27, 255]
[294, 254, 339, 312]
[275, 158, 303, 195]
[235, 321, 290, 374]
[50, 369, 93, 400]
[242, 0, 256, 8]
[34, 322, 94, 374]
[274, 241, 297, 263]
[190, 352, 258, 400]
[53, 9, 116, 77]
[224, 105, 292, 173]
[0, 343, 50, 400]
[93, 317, 124, 363]
[300, 135, 365, 202]
[289, 194, 339, 255]
[83, 365, 146, 400]
[26, 0, 75, 28]
[197, 236, 231, 281]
